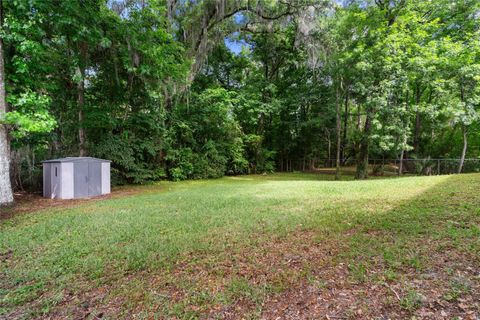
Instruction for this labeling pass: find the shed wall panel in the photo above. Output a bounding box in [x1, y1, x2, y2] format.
[88, 162, 102, 196]
[60, 163, 74, 199]
[43, 164, 51, 198]
[74, 162, 89, 198]
[101, 162, 110, 194]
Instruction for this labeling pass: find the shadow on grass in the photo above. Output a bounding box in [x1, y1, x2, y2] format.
[307, 173, 479, 263]
[259, 173, 480, 318]
[0, 173, 479, 318]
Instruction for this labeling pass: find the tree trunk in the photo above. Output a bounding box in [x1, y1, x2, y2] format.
[355, 111, 371, 180]
[77, 42, 88, 157]
[0, 127, 12, 206]
[414, 111, 420, 153]
[458, 125, 467, 174]
[399, 91, 410, 176]
[457, 85, 468, 174]
[413, 84, 422, 154]
[0, 0, 14, 206]
[341, 87, 349, 165]
[398, 151, 404, 176]
[77, 65, 87, 157]
[328, 139, 331, 167]
[352, 103, 361, 160]
[335, 86, 342, 180]
[325, 129, 331, 167]
[398, 134, 407, 176]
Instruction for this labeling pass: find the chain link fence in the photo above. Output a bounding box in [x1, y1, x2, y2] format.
[278, 158, 480, 176]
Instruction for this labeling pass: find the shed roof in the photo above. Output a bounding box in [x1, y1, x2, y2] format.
[42, 157, 111, 163]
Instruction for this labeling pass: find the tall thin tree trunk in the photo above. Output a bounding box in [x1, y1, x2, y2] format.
[77, 43, 88, 157]
[414, 84, 422, 154]
[398, 150, 404, 176]
[457, 85, 468, 174]
[0, 0, 13, 205]
[341, 87, 349, 164]
[458, 125, 467, 174]
[398, 134, 407, 176]
[352, 103, 361, 160]
[328, 139, 331, 167]
[325, 129, 331, 167]
[355, 111, 371, 180]
[335, 85, 342, 180]
[414, 111, 420, 153]
[356, 104, 361, 130]
[77, 65, 86, 157]
[399, 91, 410, 176]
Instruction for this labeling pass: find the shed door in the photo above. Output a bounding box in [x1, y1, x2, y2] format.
[74, 162, 89, 198]
[88, 162, 102, 196]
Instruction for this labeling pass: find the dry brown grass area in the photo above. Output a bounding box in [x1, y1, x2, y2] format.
[35, 231, 480, 320]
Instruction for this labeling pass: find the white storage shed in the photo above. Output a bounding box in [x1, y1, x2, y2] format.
[42, 157, 111, 199]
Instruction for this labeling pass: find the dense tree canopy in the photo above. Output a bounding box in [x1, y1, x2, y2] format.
[0, 0, 479, 204]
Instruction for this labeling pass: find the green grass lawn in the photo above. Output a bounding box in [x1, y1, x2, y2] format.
[1, 173, 479, 319]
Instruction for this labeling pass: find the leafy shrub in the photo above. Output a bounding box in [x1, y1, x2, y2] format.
[91, 133, 165, 185]
[166, 88, 248, 180]
[165, 148, 194, 181]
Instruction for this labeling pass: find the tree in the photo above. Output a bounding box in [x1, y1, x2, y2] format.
[1, 0, 479, 193]
[0, 0, 13, 205]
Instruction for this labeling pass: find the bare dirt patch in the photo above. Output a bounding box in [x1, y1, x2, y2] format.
[0, 186, 145, 220]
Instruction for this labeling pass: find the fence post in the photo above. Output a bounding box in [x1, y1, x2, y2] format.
[437, 160, 440, 175]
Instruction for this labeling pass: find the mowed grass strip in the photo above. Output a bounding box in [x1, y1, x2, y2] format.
[1, 173, 479, 318]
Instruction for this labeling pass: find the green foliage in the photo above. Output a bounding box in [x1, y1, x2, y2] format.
[91, 134, 166, 184]
[4, 92, 56, 138]
[3, 0, 480, 188]
[165, 148, 194, 181]
[166, 88, 248, 180]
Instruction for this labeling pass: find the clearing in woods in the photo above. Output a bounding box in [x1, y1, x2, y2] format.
[1, 173, 479, 319]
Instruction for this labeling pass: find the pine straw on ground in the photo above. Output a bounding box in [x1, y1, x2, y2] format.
[36, 230, 479, 320]
[1, 186, 146, 220]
